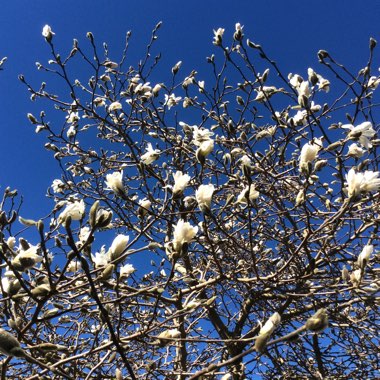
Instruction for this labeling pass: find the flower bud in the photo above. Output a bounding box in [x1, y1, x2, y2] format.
[0, 329, 24, 357]
[101, 264, 115, 281]
[42, 25, 55, 42]
[305, 309, 328, 333]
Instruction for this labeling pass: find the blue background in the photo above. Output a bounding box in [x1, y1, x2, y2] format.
[0, 0, 379, 217]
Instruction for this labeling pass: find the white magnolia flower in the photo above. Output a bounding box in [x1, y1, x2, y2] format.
[108, 101, 122, 112]
[58, 200, 85, 222]
[182, 76, 195, 88]
[138, 198, 151, 217]
[233, 22, 244, 41]
[192, 126, 214, 146]
[120, 263, 135, 278]
[164, 94, 182, 110]
[368, 76, 380, 89]
[91, 246, 109, 268]
[346, 168, 380, 197]
[12, 246, 43, 271]
[213, 28, 225, 45]
[198, 80, 205, 92]
[173, 220, 198, 251]
[255, 126, 276, 140]
[240, 155, 252, 172]
[350, 268, 362, 286]
[66, 112, 79, 124]
[295, 189, 305, 206]
[105, 171, 124, 195]
[134, 82, 152, 96]
[342, 121, 376, 149]
[67, 260, 82, 272]
[292, 110, 307, 125]
[308, 68, 330, 92]
[94, 97, 106, 107]
[1, 269, 20, 294]
[259, 312, 281, 336]
[357, 244, 373, 269]
[299, 138, 323, 173]
[196, 139, 214, 159]
[6, 237, 16, 250]
[51, 179, 65, 193]
[109, 234, 129, 260]
[237, 185, 259, 204]
[317, 75, 330, 92]
[254, 86, 277, 102]
[157, 328, 181, 342]
[195, 184, 215, 211]
[66, 125, 77, 138]
[42, 25, 55, 40]
[79, 226, 91, 243]
[173, 171, 191, 196]
[152, 83, 162, 96]
[297, 81, 310, 106]
[347, 143, 365, 158]
[141, 143, 160, 165]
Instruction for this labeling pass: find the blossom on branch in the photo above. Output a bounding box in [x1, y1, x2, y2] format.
[58, 200, 85, 223]
[172, 171, 191, 197]
[195, 184, 215, 212]
[141, 143, 160, 165]
[105, 171, 125, 196]
[108, 234, 129, 261]
[342, 121, 376, 149]
[42, 25, 55, 41]
[164, 93, 182, 110]
[346, 168, 380, 198]
[299, 138, 323, 173]
[173, 219, 198, 252]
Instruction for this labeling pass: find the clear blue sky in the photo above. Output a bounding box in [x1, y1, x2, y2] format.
[1, 0, 379, 218]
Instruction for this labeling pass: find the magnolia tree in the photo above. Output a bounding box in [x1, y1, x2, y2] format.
[0, 22, 379, 379]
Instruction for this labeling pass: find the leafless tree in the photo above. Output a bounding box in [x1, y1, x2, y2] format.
[0, 23, 379, 379]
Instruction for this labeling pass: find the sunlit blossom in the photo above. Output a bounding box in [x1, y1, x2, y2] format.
[108, 101, 122, 112]
[105, 171, 124, 195]
[51, 179, 65, 193]
[58, 200, 85, 223]
[196, 139, 214, 160]
[342, 121, 376, 149]
[259, 312, 281, 336]
[12, 246, 43, 271]
[164, 93, 182, 110]
[195, 184, 215, 212]
[297, 81, 310, 106]
[346, 168, 380, 197]
[1, 269, 20, 294]
[120, 263, 135, 278]
[213, 28, 225, 46]
[42, 25, 55, 41]
[172, 171, 191, 196]
[173, 219, 198, 251]
[357, 244, 373, 269]
[237, 185, 259, 204]
[254, 86, 277, 102]
[299, 138, 323, 173]
[192, 126, 214, 145]
[91, 246, 109, 268]
[368, 76, 380, 89]
[347, 143, 365, 158]
[138, 198, 151, 217]
[66, 112, 79, 124]
[109, 234, 129, 261]
[141, 143, 160, 165]
[67, 260, 82, 272]
[233, 23, 244, 41]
